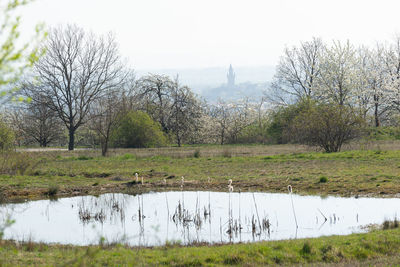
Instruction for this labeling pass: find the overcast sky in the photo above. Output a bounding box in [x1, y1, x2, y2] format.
[19, 0, 400, 70]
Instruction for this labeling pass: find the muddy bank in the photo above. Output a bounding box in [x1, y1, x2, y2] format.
[2, 177, 399, 203]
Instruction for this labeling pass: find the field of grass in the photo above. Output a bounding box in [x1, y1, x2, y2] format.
[1, 141, 400, 201]
[1, 142, 400, 265]
[0, 224, 400, 266]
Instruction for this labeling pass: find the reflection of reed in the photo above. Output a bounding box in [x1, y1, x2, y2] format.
[7, 191, 380, 247]
[252, 193, 262, 235]
[138, 194, 145, 226]
[77, 194, 127, 225]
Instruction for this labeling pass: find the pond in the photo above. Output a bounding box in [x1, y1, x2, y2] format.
[1, 191, 399, 246]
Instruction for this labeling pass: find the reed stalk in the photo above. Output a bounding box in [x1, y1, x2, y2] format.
[288, 185, 298, 229]
[252, 193, 262, 234]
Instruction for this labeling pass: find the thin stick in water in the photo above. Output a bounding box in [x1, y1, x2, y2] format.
[252, 192, 262, 234]
[288, 185, 298, 229]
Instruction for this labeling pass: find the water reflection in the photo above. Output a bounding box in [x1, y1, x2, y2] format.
[1, 191, 400, 246]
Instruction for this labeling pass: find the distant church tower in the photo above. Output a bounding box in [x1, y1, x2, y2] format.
[227, 64, 235, 88]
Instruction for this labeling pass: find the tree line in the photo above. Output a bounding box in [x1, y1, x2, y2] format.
[4, 25, 400, 153]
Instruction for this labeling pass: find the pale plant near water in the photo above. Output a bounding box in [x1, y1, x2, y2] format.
[228, 179, 233, 192]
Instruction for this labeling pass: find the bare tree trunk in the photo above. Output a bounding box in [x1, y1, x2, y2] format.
[176, 132, 182, 147]
[68, 128, 75, 151]
[374, 102, 380, 127]
[101, 136, 109, 156]
[101, 142, 107, 156]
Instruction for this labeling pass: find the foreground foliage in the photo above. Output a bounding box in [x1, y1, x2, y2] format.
[0, 226, 400, 266]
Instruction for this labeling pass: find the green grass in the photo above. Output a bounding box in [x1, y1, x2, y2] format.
[1, 226, 400, 266]
[2, 146, 400, 200]
[2, 144, 400, 265]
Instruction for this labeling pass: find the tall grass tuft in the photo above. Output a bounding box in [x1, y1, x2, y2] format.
[301, 242, 312, 255]
[0, 152, 44, 176]
[77, 155, 93, 161]
[222, 149, 232, 158]
[46, 185, 59, 197]
[382, 218, 400, 230]
[193, 149, 201, 158]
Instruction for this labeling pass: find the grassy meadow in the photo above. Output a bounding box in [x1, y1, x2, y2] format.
[2, 141, 400, 201]
[1, 141, 400, 265]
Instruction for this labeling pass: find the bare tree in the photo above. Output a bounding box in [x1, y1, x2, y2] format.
[29, 25, 126, 150]
[227, 98, 254, 143]
[267, 37, 324, 105]
[8, 94, 64, 147]
[210, 100, 231, 145]
[382, 35, 400, 123]
[361, 45, 389, 127]
[23, 99, 63, 147]
[210, 98, 257, 145]
[316, 40, 359, 106]
[169, 76, 202, 146]
[89, 89, 124, 156]
[136, 74, 173, 133]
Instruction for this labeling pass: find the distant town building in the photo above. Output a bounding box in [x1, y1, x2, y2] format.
[199, 64, 266, 102]
[227, 64, 235, 88]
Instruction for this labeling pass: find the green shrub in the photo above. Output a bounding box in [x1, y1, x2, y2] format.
[301, 242, 312, 255]
[236, 120, 270, 144]
[367, 126, 400, 141]
[193, 149, 201, 158]
[0, 120, 14, 150]
[288, 103, 366, 152]
[77, 155, 93, 161]
[46, 185, 59, 197]
[267, 100, 312, 144]
[319, 176, 328, 183]
[112, 111, 167, 148]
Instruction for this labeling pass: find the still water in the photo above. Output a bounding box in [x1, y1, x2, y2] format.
[1, 191, 400, 246]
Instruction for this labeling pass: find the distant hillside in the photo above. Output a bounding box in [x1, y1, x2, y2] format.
[136, 65, 275, 101]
